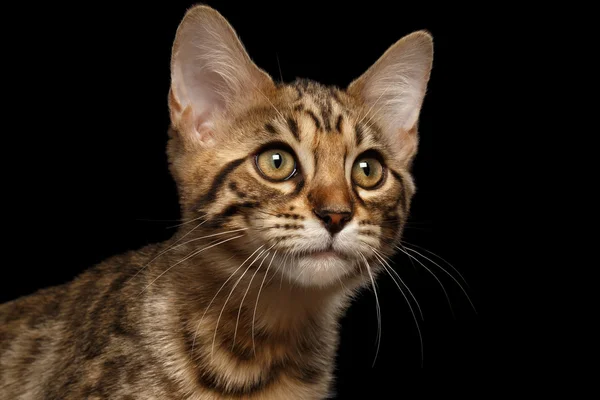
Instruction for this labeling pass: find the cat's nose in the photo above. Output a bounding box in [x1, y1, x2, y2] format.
[314, 209, 352, 235]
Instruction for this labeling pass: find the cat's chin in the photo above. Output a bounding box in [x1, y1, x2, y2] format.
[287, 252, 356, 288]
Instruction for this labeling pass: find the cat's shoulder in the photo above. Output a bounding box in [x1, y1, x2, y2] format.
[0, 242, 164, 322]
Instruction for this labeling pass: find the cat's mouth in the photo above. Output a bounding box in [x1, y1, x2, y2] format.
[290, 246, 357, 288]
[306, 246, 347, 260]
[308, 250, 339, 259]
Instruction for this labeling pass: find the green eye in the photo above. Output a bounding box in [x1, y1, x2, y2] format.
[256, 149, 297, 181]
[352, 157, 384, 189]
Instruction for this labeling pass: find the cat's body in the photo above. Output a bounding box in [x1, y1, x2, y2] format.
[1, 5, 433, 399]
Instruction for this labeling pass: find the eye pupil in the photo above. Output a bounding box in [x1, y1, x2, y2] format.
[359, 161, 370, 176]
[256, 148, 296, 181]
[272, 153, 282, 169]
[351, 155, 384, 189]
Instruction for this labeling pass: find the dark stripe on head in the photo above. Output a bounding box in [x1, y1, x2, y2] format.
[330, 87, 343, 106]
[355, 123, 365, 145]
[207, 201, 259, 228]
[368, 121, 383, 142]
[381, 211, 403, 239]
[265, 123, 277, 134]
[389, 169, 408, 213]
[295, 86, 303, 100]
[290, 178, 305, 198]
[336, 115, 343, 133]
[293, 104, 304, 112]
[320, 98, 332, 131]
[287, 117, 300, 141]
[312, 151, 320, 177]
[228, 181, 246, 198]
[305, 110, 321, 130]
[297, 78, 310, 91]
[196, 158, 246, 208]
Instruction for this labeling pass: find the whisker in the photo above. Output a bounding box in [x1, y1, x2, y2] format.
[376, 219, 429, 225]
[394, 245, 455, 317]
[288, 252, 299, 288]
[253, 251, 277, 356]
[138, 234, 244, 295]
[359, 252, 382, 368]
[376, 262, 422, 321]
[264, 254, 282, 287]
[401, 240, 470, 288]
[377, 221, 432, 233]
[211, 243, 277, 360]
[335, 273, 348, 293]
[401, 246, 477, 314]
[162, 228, 248, 255]
[180, 226, 247, 243]
[252, 209, 283, 219]
[368, 246, 423, 320]
[294, 260, 312, 283]
[265, 251, 281, 285]
[276, 53, 284, 83]
[166, 213, 207, 229]
[264, 248, 289, 288]
[192, 244, 266, 354]
[249, 79, 285, 121]
[369, 248, 424, 367]
[132, 218, 208, 279]
[232, 251, 270, 350]
[280, 250, 293, 289]
[138, 235, 244, 296]
[136, 217, 190, 223]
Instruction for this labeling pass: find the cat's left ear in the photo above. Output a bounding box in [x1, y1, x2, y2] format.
[348, 31, 433, 161]
[169, 6, 274, 146]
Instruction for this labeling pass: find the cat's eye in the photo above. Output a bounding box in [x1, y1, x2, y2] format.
[351, 156, 385, 189]
[255, 148, 297, 181]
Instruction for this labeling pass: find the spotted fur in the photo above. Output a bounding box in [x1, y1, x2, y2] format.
[1, 5, 433, 399]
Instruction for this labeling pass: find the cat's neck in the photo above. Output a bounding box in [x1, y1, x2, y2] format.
[143, 235, 355, 395]
[145, 232, 357, 343]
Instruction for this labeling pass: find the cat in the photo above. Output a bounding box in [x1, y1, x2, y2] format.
[0, 4, 433, 399]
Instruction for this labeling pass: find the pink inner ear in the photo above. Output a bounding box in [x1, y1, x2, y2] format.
[195, 116, 216, 145]
[170, 104, 216, 146]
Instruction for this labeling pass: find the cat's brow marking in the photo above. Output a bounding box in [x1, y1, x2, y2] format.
[304, 109, 321, 131]
[355, 122, 365, 145]
[286, 117, 300, 141]
[195, 157, 246, 209]
[389, 169, 408, 212]
[335, 115, 343, 133]
[265, 123, 277, 134]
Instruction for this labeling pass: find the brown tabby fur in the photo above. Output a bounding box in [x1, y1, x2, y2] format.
[1, 5, 433, 399]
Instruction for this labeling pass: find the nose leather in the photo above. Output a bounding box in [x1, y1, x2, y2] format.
[313, 209, 352, 235]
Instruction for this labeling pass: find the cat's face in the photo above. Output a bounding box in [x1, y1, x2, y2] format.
[167, 6, 432, 288]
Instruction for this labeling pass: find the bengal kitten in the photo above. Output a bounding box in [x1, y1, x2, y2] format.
[1, 5, 433, 400]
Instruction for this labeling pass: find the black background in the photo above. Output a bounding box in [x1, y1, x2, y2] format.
[4, 2, 486, 398]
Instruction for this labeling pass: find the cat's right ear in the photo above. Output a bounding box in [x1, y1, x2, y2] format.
[348, 31, 433, 162]
[169, 6, 273, 146]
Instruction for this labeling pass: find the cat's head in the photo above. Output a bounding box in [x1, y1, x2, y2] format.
[167, 6, 433, 289]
